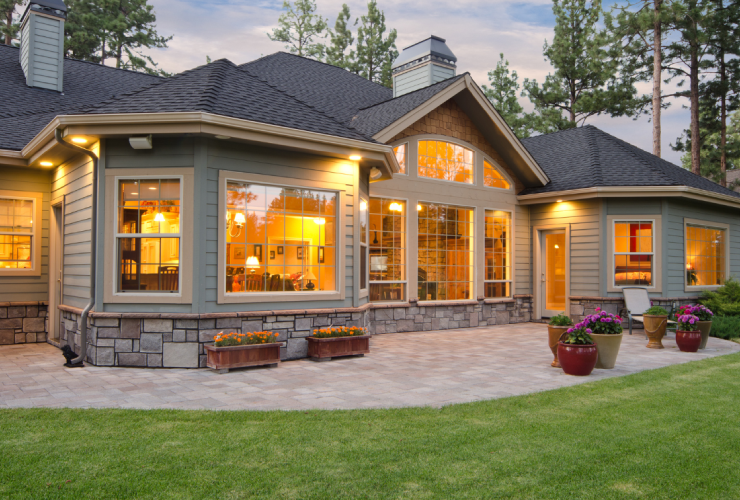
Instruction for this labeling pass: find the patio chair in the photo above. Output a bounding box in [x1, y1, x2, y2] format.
[620, 287, 676, 336]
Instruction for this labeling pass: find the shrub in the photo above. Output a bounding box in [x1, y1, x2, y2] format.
[645, 305, 668, 316]
[563, 326, 594, 345]
[700, 277, 740, 316]
[549, 314, 573, 327]
[214, 331, 278, 347]
[312, 326, 367, 338]
[708, 316, 740, 339]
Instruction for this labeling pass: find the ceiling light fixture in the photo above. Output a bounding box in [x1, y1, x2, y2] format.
[71, 137, 88, 144]
[349, 155, 362, 161]
[40, 161, 53, 167]
[370, 167, 382, 180]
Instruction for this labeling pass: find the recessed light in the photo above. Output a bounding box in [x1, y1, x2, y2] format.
[215, 135, 231, 140]
[556, 199, 564, 203]
[349, 155, 362, 161]
[71, 137, 88, 144]
[149, 187, 156, 190]
[40, 161, 53, 167]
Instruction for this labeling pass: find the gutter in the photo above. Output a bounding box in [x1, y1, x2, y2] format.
[54, 128, 98, 366]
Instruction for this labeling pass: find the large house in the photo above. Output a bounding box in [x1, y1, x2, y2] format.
[2, 0, 739, 368]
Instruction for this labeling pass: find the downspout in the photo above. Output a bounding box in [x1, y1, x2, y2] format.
[54, 129, 98, 366]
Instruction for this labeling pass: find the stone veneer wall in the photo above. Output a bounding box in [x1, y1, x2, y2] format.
[570, 296, 697, 327]
[0, 301, 48, 345]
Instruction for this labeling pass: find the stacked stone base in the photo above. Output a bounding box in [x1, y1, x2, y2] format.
[0, 301, 48, 345]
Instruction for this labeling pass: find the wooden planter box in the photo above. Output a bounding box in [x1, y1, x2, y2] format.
[306, 335, 370, 361]
[205, 343, 281, 373]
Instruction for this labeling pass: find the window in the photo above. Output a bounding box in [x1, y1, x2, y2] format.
[369, 197, 406, 302]
[360, 198, 368, 291]
[614, 220, 653, 287]
[117, 178, 181, 292]
[484, 160, 510, 189]
[225, 182, 337, 293]
[393, 144, 407, 174]
[418, 203, 474, 301]
[0, 197, 34, 270]
[418, 140, 474, 184]
[686, 223, 726, 287]
[485, 210, 511, 298]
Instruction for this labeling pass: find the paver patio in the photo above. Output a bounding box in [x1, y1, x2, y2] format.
[1, 323, 738, 411]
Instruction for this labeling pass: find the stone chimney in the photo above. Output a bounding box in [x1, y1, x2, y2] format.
[19, 0, 67, 92]
[391, 36, 457, 98]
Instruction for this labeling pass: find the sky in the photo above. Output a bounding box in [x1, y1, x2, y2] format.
[137, 0, 690, 165]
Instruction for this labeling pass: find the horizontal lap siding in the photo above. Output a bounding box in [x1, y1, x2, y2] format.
[0, 167, 51, 301]
[205, 141, 356, 312]
[530, 200, 601, 297]
[515, 205, 531, 294]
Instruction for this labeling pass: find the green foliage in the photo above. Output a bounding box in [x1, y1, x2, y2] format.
[482, 54, 534, 138]
[708, 315, 740, 339]
[548, 313, 573, 327]
[676, 109, 740, 184]
[0, 0, 22, 45]
[268, 0, 328, 59]
[325, 3, 356, 71]
[562, 327, 594, 344]
[355, 0, 397, 88]
[700, 277, 740, 316]
[645, 305, 669, 316]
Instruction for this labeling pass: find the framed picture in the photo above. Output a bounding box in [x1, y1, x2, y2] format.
[277, 246, 283, 255]
[297, 246, 303, 260]
[234, 246, 245, 260]
[254, 244, 263, 262]
[270, 250, 276, 260]
[318, 247, 325, 264]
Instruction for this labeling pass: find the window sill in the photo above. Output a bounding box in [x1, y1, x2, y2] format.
[109, 292, 187, 304]
[219, 291, 342, 304]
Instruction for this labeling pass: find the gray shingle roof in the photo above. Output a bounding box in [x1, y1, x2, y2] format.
[520, 125, 740, 199]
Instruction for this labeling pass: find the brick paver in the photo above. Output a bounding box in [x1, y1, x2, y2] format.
[1, 323, 738, 410]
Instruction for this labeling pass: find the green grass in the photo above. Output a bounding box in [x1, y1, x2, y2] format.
[3, 355, 740, 499]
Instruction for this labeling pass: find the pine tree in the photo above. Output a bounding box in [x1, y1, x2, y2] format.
[268, 0, 327, 59]
[355, 0, 397, 87]
[523, 0, 646, 132]
[0, 0, 22, 45]
[481, 53, 533, 138]
[65, 0, 107, 62]
[325, 3, 355, 71]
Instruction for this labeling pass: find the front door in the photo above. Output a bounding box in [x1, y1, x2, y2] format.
[541, 230, 566, 317]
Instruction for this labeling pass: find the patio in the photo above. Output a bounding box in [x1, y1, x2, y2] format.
[1, 322, 738, 411]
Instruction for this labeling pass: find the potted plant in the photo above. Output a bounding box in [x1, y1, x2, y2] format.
[643, 305, 669, 349]
[677, 304, 713, 349]
[307, 326, 370, 361]
[205, 331, 281, 373]
[547, 314, 573, 367]
[580, 307, 623, 369]
[558, 325, 598, 376]
[675, 313, 702, 352]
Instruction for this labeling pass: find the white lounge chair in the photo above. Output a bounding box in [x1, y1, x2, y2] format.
[620, 286, 676, 336]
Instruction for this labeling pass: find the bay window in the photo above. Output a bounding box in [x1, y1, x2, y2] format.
[485, 210, 511, 298]
[369, 197, 406, 301]
[686, 222, 727, 288]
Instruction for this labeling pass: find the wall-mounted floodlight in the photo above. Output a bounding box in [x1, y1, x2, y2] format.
[129, 135, 153, 150]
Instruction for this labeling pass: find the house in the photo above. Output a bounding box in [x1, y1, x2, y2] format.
[2, 1, 739, 368]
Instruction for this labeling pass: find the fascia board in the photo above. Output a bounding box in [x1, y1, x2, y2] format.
[0, 149, 26, 167]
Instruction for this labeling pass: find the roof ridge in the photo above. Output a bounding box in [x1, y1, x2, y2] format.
[356, 73, 467, 112]
[195, 59, 235, 113]
[585, 126, 604, 186]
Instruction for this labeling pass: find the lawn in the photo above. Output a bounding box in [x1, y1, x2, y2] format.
[2, 354, 740, 499]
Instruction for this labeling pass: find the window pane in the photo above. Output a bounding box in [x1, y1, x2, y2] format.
[485, 210, 511, 298]
[370, 282, 405, 302]
[118, 237, 179, 292]
[369, 198, 406, 295]
[686, 224, 726, 287]
[418, 140, 473, 184]
[118, 179, 180, 235]
[360, 199, 368, 245]
[393, 144, 407, 174]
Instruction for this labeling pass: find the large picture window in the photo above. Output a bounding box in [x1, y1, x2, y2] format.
[485, 210, 511, 298]
[418, 203, 474, 301]
[369, 197, 406, 301]
[418, 140, 474, 184]
[686, 223, 726, 287]
[225, 182, 337, 293]
[0, 197, 34, 270]
[614, 220, 653, 287]
[117, 178, 181, 292]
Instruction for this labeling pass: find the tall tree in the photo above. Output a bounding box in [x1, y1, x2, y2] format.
[481, 53, 533, 138]
[355, 0, 397, 87]
[65, 0, 107, 62]
[523, 0, 646, 132]
[0, 0, 22, 45]
[676, 107, 740, 183]
[268, 0, 327, 59]
[324, 3, 355, 71]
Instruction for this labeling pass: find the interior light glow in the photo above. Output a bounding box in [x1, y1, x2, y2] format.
[154, 213, 165, 222]
[149, 187, 156, 190]
[349, 155, 362, 161]
[313, 217, 326, 225]
[40, 161, 53, 167]
[246, 256, 260, 269]
[71, 137, 88, 144]
[554, 244, 559, 249]
[130, 192, 138, 195]
[234, 212, 246, 224]
[389, 202, 403, 212]
[360, 201, 367, 211]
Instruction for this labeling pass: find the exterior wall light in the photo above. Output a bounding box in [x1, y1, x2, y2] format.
[129, 135, 153, 149]
[370, 167, 382, 180]
[417, 204, 422, 211]
[349, 155, 362, 161]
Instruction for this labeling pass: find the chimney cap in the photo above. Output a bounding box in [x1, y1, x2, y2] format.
[391, 35, 457, 71]
[23, 0, 67, 20]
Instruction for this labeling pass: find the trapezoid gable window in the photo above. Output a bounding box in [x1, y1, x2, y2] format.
[483, 160, 510, 189]
[417, 140, 474, 184]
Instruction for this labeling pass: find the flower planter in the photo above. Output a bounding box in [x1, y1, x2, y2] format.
[676, 330, 702, 353]
[643, 314, 667, 349]
[205, 343, 281, 373]
[307, 335, 370, 361]
[697, 321, 712, 350]
[557, 342, 598, 376]
[547, 325, 569, 367]
[590, 332, 623, 369]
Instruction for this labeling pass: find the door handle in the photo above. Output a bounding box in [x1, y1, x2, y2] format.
[541, 273, 545, 283]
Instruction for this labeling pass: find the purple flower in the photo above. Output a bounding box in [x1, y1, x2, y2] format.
[586, 328, 592, 333]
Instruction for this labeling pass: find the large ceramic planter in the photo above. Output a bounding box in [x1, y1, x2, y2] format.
[643, 314, 668, 349]
[547, 325, 569, 367]
[307, 335, 370, 360]
[205, 343, 281, 373]
[590, 333, 623, 369]
[676, 330, 702, 353]
[697, 321, 712, 350]
[557, 342, 598, 376]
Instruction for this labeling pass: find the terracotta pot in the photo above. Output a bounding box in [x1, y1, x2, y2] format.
[643, 314, 667, 349]
[307, 335, 370, 360]
[557, 342, 598, 376]
[205, 343, 281, 373]
[590, 332, 623, 369]
[547, 325, 569, 367]
[676, 330, 702, 352]
[697, 321, 712, 350]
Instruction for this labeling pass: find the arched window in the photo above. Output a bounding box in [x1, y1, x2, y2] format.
[484, 160, 510, 189]
[417, 140, 473, 184]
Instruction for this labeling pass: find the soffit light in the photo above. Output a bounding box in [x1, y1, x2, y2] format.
[71, 137, 88, 144]
[556, 199, 564, 203]
[215, 135, 231, 140]
[349, 155, 362, 161]
[40, 161, 53, 167]
[370, 167, 382, 180]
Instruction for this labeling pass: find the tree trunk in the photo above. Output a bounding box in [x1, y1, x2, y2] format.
[719, 0, 727, 187]
[652, 0, 662, 157]
[5, 10, 12, 46]
[101, 36, 107, 65]
[689, 41, 701, 176]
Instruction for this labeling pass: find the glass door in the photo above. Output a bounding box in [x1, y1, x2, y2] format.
[541, 230, 566, 317]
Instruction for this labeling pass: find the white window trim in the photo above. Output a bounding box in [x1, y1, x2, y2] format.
[359, 197, 369, 295]
[217, 170, 347, 304]
[392, 142, 409, 176]
[684, 218, 730, 292]
[104, 168, 194, 305]
[483, 208, 513, 298]
[607, 215, 662, 293]
[0, 191, 42, 277]
[368, 195, 409, 303]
